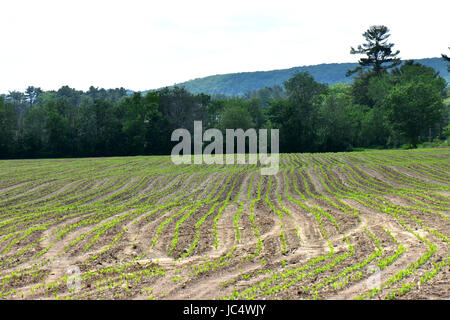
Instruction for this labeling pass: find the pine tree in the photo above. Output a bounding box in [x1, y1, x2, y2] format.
[346, 25, 400, 76]
[442, 47, 450, 72]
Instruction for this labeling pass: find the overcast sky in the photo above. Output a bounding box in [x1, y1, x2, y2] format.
[1, 0, 448, 93]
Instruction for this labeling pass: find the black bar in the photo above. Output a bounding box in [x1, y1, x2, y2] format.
[1, 300, 447, 319]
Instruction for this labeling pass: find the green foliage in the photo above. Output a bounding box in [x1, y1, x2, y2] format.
[443, 124, 450, 138]
[315, 83, 355, 151]
[383, 82, 443, 147]
[0, 96, 18, 158]
[218, 102, 254, 131]
[267, 72, 327, 153]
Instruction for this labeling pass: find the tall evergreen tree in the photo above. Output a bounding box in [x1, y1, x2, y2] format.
[346, 25, 400, 76]
[25, 86, 42, 107]
[442, 47, 450, 72]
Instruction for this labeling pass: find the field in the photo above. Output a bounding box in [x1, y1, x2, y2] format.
[0, 148, 449, 300]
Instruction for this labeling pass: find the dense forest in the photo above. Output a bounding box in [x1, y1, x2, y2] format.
[1, 26, 449, 159]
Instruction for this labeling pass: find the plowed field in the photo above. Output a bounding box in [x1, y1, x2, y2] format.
[0, 148, 449, 300]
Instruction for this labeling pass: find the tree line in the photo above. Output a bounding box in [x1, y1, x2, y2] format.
[0, 25, 449, 159]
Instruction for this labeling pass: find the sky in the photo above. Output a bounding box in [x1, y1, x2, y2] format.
[0, 0, 448, 93]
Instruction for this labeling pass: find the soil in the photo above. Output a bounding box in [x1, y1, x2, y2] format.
[0, 150, 448, 300]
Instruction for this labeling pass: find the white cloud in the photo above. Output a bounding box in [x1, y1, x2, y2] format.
[0, 0, 448, 93]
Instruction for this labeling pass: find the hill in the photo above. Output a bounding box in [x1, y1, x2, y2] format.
[164, 57, 449, 96]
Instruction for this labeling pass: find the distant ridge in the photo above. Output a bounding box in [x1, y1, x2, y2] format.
[159, 57, 448, 96]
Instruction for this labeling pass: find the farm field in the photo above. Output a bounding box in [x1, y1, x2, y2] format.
[0, 148, 449, 300]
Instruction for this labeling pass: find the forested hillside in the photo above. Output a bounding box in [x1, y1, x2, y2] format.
[167, 57, 449, 96]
